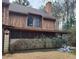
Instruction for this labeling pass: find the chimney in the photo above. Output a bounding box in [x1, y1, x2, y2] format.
[44, 1, 52, 15]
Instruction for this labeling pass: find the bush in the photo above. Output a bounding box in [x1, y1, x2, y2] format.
[39, 35, 67, 48]
[51, 36, 67, 48]
[45, 38, 53, 48]
[68, 26, 76, 46]
[10, 35, 67, 52]
[10, 39, 45, 52]
[10, 39, 28, 51]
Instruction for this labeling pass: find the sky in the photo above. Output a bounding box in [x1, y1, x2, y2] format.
[28, 0, 44, 9]
[10, 0, 55, 9]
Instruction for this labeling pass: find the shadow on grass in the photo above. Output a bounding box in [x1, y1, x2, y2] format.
[9, 48, 57, 54]
[70, 49, 76, 55]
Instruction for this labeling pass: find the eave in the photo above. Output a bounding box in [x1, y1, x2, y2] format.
[3, 25, 69, 34]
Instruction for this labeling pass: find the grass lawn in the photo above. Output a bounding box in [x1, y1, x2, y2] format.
[2, 49, 76, 59]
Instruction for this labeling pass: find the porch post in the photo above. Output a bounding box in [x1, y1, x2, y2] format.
[3, 29, 10, 53]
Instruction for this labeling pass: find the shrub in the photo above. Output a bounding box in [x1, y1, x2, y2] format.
[51, 36, 67, 48]
[10, 39, 28, 51]
[10, 39, 45, 51]
[45, 38, 53, 48]
[68, 27, 76, 46]
[10, 35, 67, 52]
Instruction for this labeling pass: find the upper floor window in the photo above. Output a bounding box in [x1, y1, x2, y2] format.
[33, 17, 41, 27]
[27, 15, 41, 27]
[27, 15, 33, 26]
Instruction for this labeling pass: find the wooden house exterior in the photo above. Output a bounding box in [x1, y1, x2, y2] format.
[9, 13, 55, 31]
[2, 0, 68, 53]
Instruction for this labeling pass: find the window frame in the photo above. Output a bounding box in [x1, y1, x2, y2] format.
[27, 15, 33, 27]
[27, 14, 42, 28]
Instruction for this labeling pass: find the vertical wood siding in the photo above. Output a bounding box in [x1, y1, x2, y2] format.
[42, 18, 55, 31]
[9, 13, 55, 31]
[2, 6, 9, 25]
[9, 13, 27, 28]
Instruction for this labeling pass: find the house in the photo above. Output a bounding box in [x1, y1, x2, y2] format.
[2, 0, 68, 53]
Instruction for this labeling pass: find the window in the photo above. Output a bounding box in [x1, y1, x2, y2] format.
[27, 15, 33, 26]
[27, 15, 41, 27]
[33, 17, 40, 27]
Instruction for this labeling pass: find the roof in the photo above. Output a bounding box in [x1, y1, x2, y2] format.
[2, 0, 9, 4]
[9, 3, 56, 20]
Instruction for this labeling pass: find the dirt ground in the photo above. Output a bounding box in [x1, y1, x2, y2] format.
[3, 49, 76, 59]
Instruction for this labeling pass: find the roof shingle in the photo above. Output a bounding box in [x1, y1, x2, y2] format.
[2, 0, 9, 4]
[9, 3, 56, 20]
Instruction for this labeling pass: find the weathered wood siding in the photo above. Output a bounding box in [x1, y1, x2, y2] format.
[9, 12, 55, 31]
[42, 18, 55, 30]
[2, 5, 9, 25]
[9, 13, 27, 28]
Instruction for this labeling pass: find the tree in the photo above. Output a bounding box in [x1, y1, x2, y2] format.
[63, 16, 76, 30]
[62, 0, 76, 30]
[39, 0, 45, 11]
[12, 0, 30, 7]
[67, 25, 76, 46]
[39, 5, 45, 11]
[39, 0, 76, 30]
[39, 0, 76, 47]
